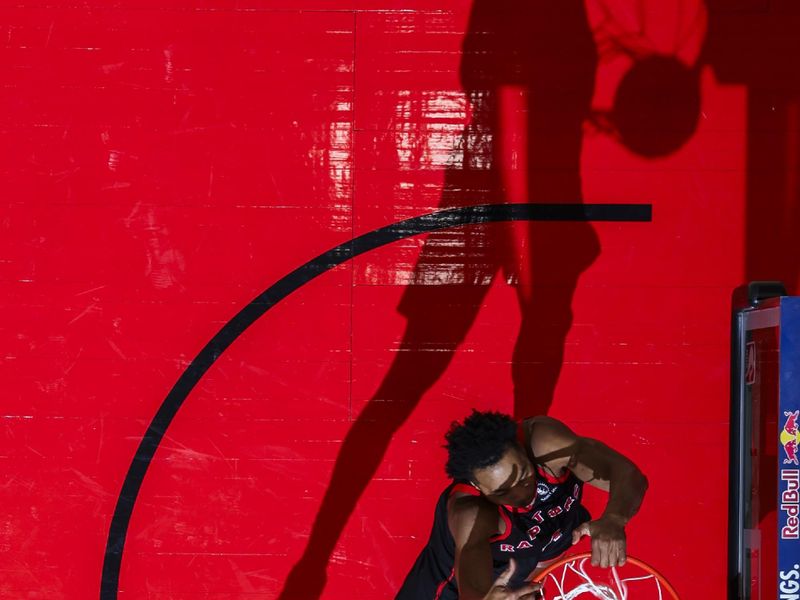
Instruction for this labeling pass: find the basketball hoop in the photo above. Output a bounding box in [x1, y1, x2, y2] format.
[532, 552, 680, 599]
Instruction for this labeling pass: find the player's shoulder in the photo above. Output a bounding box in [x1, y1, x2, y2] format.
[447, 491, 493, 520]
[522, 415, 580, 461]
[446, 493, 498, 546]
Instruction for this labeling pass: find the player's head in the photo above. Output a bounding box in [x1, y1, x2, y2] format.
[444, 409, 536, 508]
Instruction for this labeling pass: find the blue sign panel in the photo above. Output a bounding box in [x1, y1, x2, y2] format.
[779, 297, 800, 598]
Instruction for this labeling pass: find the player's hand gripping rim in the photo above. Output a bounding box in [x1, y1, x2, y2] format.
[571, 516, 627, 568]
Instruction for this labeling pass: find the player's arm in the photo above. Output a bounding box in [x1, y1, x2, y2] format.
[448, 497, 539, 600]
[523, 415, 648, 567]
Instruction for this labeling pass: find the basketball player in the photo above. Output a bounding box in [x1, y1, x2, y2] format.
[396, 410, 648, 599]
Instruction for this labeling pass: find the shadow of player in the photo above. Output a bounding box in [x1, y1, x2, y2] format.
[278, 2, 600, 597]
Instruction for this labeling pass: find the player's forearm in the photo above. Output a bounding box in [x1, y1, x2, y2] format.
[458, 581, 490, 600]
[455, 545, 494, 600]
[601, 465, 648, 524]
[456, 569, 493, 599]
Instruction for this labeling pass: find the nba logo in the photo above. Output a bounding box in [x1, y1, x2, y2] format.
[745, 342, 756, 385]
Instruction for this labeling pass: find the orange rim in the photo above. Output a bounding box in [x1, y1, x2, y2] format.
[532, 552, 680, 599]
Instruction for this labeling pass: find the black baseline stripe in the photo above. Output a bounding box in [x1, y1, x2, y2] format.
[99, 202, 651, 599]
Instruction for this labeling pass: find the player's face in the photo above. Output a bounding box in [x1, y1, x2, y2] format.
[471, 444, 536, 508]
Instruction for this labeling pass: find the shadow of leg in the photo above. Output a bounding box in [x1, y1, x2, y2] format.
[277, 284, 489, 599]
[511, 300, 573, 418]
[510, 223, 601, 418]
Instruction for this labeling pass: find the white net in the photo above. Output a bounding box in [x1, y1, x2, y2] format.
[541, 556, 663, 600]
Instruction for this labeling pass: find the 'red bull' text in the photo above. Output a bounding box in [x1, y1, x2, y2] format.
[781, 469, 800, 540]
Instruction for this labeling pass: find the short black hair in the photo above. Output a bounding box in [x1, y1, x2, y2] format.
[444, 409, 519, 481]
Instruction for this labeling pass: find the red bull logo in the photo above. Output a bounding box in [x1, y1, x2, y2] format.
[781, 410, 800, 465]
